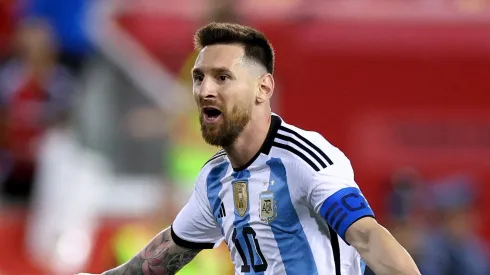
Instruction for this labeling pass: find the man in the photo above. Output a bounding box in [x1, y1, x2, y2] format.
[21, 0, 94, 75]
[79, 22, 420, 275]
[0, 19, 74, 203]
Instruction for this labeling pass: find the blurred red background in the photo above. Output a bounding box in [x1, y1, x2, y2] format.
[1, 1, 490, 273]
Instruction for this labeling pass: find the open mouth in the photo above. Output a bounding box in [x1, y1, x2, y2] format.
[202, 107, 222, 122]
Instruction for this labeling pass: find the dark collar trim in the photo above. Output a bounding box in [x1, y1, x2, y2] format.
[233, 114, 282, 172]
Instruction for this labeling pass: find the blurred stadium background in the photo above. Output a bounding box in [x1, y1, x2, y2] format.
[0, 0, 489, 274]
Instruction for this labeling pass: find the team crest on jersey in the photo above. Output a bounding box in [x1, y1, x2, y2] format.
[259, 191, 277, 222]
[233, 181, 248, 217]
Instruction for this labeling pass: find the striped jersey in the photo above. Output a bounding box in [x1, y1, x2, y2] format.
[171, 114, 375, 275]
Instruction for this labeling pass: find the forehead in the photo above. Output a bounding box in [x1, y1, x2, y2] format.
[194, 44, 245, 71]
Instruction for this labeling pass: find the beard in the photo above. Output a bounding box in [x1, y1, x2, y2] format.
[199, 103, 251, 147]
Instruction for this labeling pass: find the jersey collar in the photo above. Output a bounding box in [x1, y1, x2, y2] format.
[233, 114, 282, 171]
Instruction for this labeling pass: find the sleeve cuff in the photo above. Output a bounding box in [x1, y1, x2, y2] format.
[170, 225, 215, 250]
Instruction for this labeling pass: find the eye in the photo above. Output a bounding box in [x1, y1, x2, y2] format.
[193, 74, 204, 83]
[218, 75, 230, 82]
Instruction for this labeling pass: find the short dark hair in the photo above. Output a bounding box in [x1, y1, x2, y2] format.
[194, 22, 275, 74]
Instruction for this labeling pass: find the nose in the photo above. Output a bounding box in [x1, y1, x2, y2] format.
[196, 77, 217, 99]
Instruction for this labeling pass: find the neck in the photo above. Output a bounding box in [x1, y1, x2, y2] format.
[224, 110, 271, 170]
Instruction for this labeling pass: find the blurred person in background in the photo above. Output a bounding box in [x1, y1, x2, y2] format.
[385, 168, 426, 264]
[0, 19, 74, 205]
[21, 0, 94, 75]
[383, 172, 490, 275]
[417, 176, 490, 275]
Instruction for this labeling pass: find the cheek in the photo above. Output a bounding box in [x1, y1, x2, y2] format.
[221, 84, 252, 110]
[250, 88, 258, 104]
[193, 90, 200, 103]
[238, 90, 255, 108]
[245, 89, 257, 107]
[243, 84, 257, 103]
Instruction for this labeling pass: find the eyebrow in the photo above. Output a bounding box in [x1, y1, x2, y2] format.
[192, 67, 233, 76]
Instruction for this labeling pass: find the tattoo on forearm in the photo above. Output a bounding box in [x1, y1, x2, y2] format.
[103, 229, 200, 275]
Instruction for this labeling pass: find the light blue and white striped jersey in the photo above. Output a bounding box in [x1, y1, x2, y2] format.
[172, 114, 375, 275]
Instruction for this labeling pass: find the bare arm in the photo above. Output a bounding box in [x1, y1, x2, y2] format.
[102, 227, 200, 275]
[346, 217, 420, 275]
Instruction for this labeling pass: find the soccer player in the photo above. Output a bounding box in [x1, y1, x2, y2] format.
[78, 23, 421, 275]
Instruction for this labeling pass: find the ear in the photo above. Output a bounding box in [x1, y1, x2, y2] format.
[256, 73, 274, 104]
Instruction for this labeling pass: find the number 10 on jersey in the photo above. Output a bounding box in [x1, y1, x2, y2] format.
[232, 226, 268, 272]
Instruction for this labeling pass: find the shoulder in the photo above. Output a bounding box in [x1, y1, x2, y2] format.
[196, 149, 229, 185]
[271, 121, 352, 175]
[201, 149, 227, 170]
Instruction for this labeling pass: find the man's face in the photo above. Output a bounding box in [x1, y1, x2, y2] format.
[192, 44, 258, 147]
[18, 23, 56, 65]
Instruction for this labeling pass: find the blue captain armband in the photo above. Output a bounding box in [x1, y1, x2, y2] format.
[319, 187, 375, 244]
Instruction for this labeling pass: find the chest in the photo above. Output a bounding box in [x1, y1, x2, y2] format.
[207, 160, 309, 247]
[206, 160, 319, 273]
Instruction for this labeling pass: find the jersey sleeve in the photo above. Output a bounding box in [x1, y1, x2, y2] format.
[171, 170, 223, 249]
[306, 147, 375, 244]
